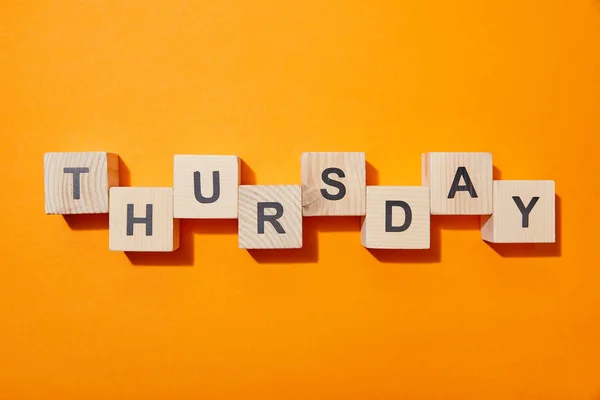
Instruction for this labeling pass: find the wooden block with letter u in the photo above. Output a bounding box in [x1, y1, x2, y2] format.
[44, 151, 119, 214]
[238, 185, 302, 249]
[481, 180, 555, 243]
[361, 186, 430, 249]
[109, 187, 180, 252]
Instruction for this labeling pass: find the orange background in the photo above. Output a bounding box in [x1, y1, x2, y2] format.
[1, 0, 600, 399]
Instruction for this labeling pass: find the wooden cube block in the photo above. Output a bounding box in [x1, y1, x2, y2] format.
[173, 155, 240, 219]
[44, 152, 119, 214]
[481, 180, 555, 243]
[238, 185, 302, 249]
[301, 152, 366, 216]
[361, 186, 430, 249]
[109, 187, 180, 252]
[422, 152, 492, 215]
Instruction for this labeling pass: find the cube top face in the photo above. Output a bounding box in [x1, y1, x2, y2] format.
[301, 152, 366, 216]
[173, 155, 240, 219]
[44, 152, 119, 214]
[482, 180, 555, 243]
[238, 185, 302, 249]
[422, 152, 492, 215]
[361, 186, 430, 249]
[109, 187, 179, 252]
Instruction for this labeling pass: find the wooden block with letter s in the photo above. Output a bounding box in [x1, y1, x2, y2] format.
[301, 152, 366, 216]
[44, 151, 119, 214]
[109, 187, 180, 252]
[481, 180, 555, 243]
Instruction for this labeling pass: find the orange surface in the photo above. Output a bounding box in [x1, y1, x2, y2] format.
[1, 1, 600, 399]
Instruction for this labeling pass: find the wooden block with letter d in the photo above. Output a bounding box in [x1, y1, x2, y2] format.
[238, 185, 302, 249]
[421, 152, 492, 215]
[361, 186, 430, 249]
[44, 151, 119, 214]
[301, 152, 366, 216]
[109, 187, 180, 252]
[481, 180, 555, 243]
[173, 155, 240, 218]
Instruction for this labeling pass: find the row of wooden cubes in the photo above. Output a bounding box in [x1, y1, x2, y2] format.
[44, 152, 555, 251]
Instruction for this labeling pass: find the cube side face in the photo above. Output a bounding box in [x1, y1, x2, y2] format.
[483, 180, 555, 243]
[362, 186, 430, 249]
[173, 155, 239, 219]
[44, 152, 112, 214]
[238, 185, 302, 249]
[424, 152, 493, 215]
[301, 152, 366, 216]
[109, 187, 178, 252]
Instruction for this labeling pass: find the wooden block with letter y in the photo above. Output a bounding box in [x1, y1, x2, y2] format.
[238, 185, 302, 249]
[361, 186, 430, 249]
[44, 151, 119, 214]
[301, 152, 366, 216]
[422, 152, 492, 215]
[173, 155, 240, 219]
[109, 187, 180, 252]
[481, 180, 555, 243]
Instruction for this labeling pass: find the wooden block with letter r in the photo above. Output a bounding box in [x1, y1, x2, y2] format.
[238, 185, 302, 249]
[481, 180, 555, 243]
[421, 152, 492, 215]
[44, 151, 119, 214]
[301, 152, 366, 216]
[173, 155, 240, 219]
[361, 186, 430, 249]
[109, 187, 180, 252]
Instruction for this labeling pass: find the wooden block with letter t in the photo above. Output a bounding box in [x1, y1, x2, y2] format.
[361, 186, 430, 249]
[44, 152, 119, 214]
[238, 185, 302, 249]
[421, 152, 492, 215]
[481, 180, 555, 243]
[301, 152, 366, 216]
[173, 155, 240, 219]
[109, 187, 180, 252]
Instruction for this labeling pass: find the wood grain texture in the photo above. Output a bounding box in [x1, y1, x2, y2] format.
[481, 180, 555, 243]
[44, 152, 119, 214]
[301, 152, 366, 216]
[109, 187, 180, 252]
[173, 155, 240, 219]
[238, 185, 302, 249]
[422, 152, 492, 215]
[361, 186, 430, 249]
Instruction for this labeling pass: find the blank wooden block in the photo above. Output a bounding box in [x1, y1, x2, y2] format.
[174, 155, 240, 219]
[422, 152, 492, 215]
[481, 180, 555, 243]
[44, 152, 119, 214]
[301, 152, 366, 216]
[238, 185, 302, 249]
[361, 186, 430, 249]
[109, 187, 180, 252]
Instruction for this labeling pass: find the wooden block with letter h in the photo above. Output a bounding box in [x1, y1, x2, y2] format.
[44, 152, 119, 214]
[301, 152, 366, 216]
[481, 180, 555, 243]
[361, 186, 430, 249]
[173, 155, 240, 219]
[109, 187, 180, 252]
[422, 152, 492, 215]
[238, 185, 302, 249]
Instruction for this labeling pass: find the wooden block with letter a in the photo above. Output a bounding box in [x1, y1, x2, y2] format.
[173, 155, 240, 218]
[44, 151, 119, 214]
[109, 187, 180, 252]
[481, 180, 555, 243]
[361, 186, 430, 249]
[238, 185, 302, 249]
[421, 152, 492, 215]
[301, 152, 366, 216]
